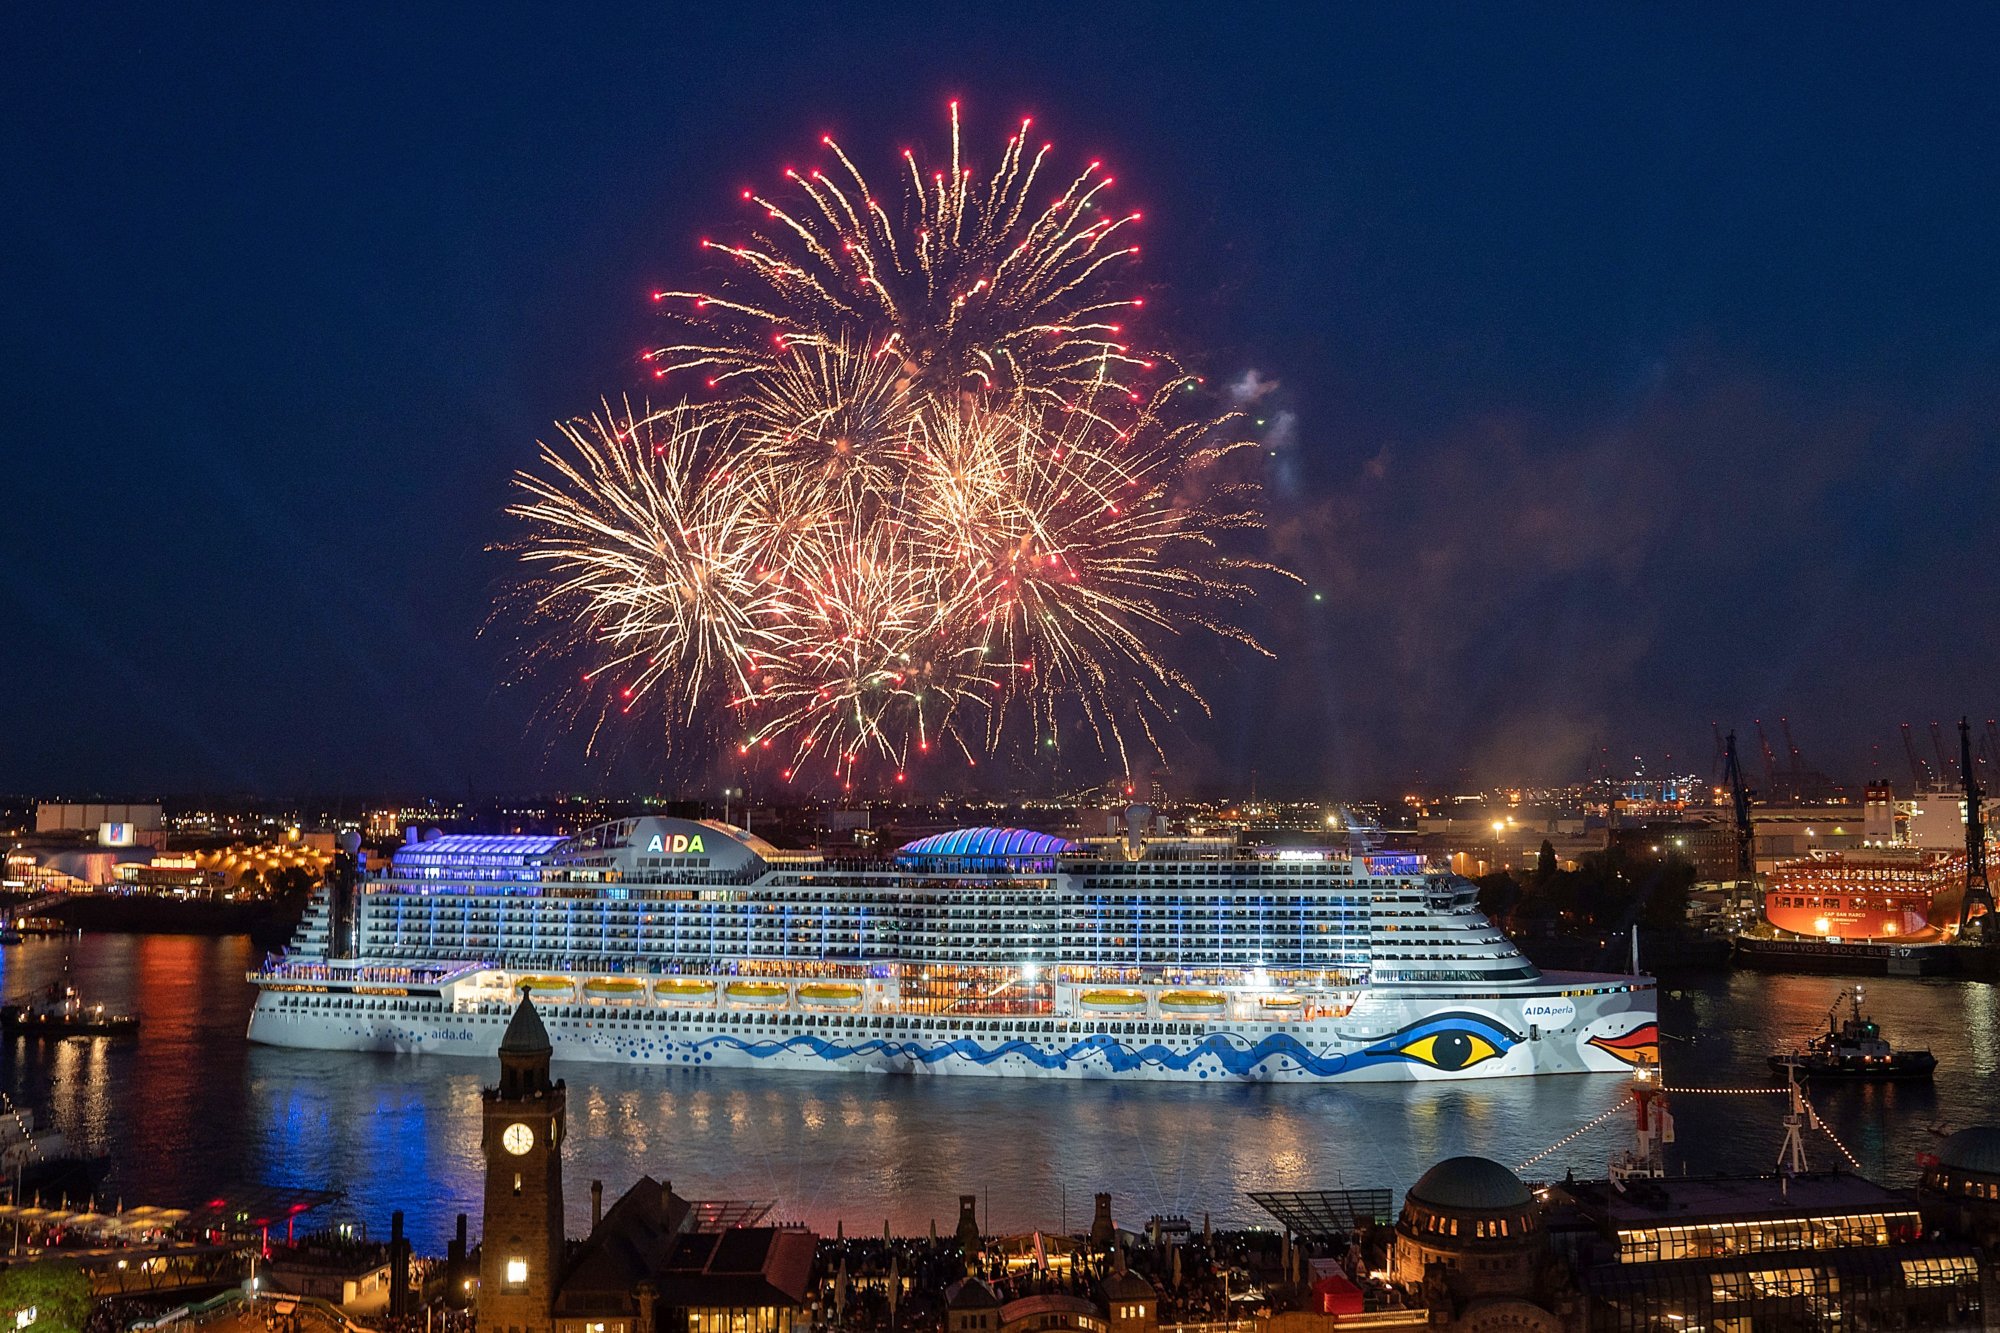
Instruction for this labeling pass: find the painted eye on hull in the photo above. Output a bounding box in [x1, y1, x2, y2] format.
[1400, 1031, 1499, 1071]
[1365, 1012, 1519, 1072]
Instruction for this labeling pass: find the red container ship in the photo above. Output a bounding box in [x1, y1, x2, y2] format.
[1762, 847, 1970, 942]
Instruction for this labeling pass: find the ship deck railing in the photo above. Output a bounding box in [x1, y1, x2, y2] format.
[248, 958, 488, 988]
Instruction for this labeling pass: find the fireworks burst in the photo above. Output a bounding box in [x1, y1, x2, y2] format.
[650, 100, 1151, 421]
[511, 110, 1289, 782]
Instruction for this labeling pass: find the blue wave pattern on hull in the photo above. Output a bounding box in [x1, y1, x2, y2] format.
[682, 1011, 1524, 1079]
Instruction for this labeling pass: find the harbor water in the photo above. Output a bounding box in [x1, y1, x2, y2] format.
[0, 934, 1993, 1250]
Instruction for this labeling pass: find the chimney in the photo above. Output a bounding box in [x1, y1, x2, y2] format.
[955, 1194, 982, 1255]
[447, 1213, 469, 1305]
[389, 1210, 409, 1319]
[1124, 805, 1151, 857]
[591, 1179, 604, 1230]
[1090, 1193, 1115, 1249]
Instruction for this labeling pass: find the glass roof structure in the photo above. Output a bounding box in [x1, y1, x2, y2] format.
[1249, 1189, 1395, 1235]
[392, 834, 567, 881]
[894, 827, 1078, 873]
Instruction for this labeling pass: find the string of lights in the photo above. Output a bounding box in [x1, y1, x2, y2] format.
[1800, 1093, 1867, 1171]
[1517, 1095, 1635, 1171]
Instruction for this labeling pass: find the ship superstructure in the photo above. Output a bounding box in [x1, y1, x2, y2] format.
[247, 817, 1656, 1082]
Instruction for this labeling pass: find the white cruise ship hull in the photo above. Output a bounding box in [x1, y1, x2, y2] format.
[247, 976, 1655, 1083]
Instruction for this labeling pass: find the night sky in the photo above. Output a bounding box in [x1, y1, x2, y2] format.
[6, 6, 1999, 799]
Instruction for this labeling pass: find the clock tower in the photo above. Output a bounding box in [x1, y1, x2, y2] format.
[480, 995, 566, 1333]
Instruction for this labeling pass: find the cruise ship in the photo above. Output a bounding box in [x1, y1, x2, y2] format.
[245, 816, 1657, 1083]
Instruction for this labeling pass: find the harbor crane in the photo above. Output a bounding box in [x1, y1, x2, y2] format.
[1780, 716, 1804, 779]
[1931, 722, 1953, 789]
[1902, 723, 1931, 789]
[1753, 720, 1779, 794]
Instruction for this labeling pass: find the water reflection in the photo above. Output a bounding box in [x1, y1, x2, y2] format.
[0, 936, 1993, 1251]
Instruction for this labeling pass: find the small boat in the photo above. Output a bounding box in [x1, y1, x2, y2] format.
[1, 982, 138, 1039]
[1258, 994, 1304, 1011]
[797, 982, 863, 1007]
[583, 977, 647, 1000]
[1159, 990, 1227, 1014]
[653, 977, 716, 1002]
[1768, 985, 1937, 1081]
[516, 975, 575, 997]
[1079, 989, 1147, 1013]
[725, 981, 788, 1005]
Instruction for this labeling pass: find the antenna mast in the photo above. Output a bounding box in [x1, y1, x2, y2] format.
[1777, 1064, 1811, 1176]
[1723, 731, 1757, 921]
[1960, 717, 1993, 940]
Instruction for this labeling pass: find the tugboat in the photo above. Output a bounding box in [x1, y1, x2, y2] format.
[1768, 985, 1936, 1080]
[0, 978, 139, 1038]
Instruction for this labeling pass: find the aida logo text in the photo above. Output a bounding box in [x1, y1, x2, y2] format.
[1520, 999, 1577, 1027]
[646, 833, 705, 855]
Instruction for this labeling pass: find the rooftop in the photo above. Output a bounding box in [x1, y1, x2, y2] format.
[1406, 1156, 1532, 1213]
[390, 833, 565, 873]
[1557, 1172, 1915, 1228]
[1936, 1126, 2000, 1177]
[894, 827, 1077, 872]
[500, 995, 551, 1054]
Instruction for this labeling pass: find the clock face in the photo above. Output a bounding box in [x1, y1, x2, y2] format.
[502, 1122, 534, 1156]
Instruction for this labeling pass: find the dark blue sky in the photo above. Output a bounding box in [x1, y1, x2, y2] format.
[5, 6, 1998, 799]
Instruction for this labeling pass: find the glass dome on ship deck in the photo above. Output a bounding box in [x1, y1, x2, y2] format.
[894, 827, 1077, 874]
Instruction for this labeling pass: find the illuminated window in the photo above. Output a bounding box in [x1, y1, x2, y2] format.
[505, 1260, 528, 1285]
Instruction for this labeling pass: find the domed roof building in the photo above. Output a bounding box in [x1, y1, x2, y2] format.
[1391, 1156, 1557, 1329]
[1408, 1157, 1536, 1214]
[894, 828, 1076, 874]
[1919, 1124, 2000, 1246]
[1937, 1126, 2000, 1179]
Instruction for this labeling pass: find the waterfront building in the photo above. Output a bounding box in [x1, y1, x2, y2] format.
[1367, 1076, 1994, 1333]
[1386, 1157, 1562, 1332]
[945, 1276, 1003, 1333]
[1099, 1269, 1159, 1333]
[33, 802, 163, 838]
[250, 815, 1656, 1084]
[1920, 1125, 2000, 1250]
[1547, 1171, 1986, 1330]
[1604, 822, 1737, 882]
[263, 1238, 397, 1313]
